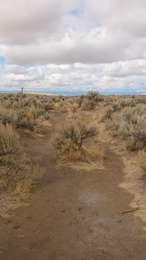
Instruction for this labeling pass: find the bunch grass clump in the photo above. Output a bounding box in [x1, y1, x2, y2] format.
[0, 123, 41, 206]
[56, 122, 96, 161]
[0, 124, 19, 156]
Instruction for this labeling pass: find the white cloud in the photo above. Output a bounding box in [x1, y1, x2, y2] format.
[0, 0, 146, 92]
[1, 60, 146, 92]
[0, 0, 146, 64]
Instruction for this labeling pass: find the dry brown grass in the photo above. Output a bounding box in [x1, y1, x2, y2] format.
[0, 120, 41, 216]
[104, 101, 146, 151]
[0, 124, 19, 156]
[101, 96, 146, 189]
[1, 93, 146, 215]
[137, 150, 146, 174]
[55, 121, 97, 162]
[0, 94, 62, 131]
[77, 91, 103, 111]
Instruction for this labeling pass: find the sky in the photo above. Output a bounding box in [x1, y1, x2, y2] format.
[0, 0, 146, 94]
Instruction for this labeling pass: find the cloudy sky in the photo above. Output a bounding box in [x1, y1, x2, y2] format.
[0, 0, 146, 94]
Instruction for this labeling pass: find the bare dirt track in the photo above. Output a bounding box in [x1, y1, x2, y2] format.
[0, 132, 146, 260]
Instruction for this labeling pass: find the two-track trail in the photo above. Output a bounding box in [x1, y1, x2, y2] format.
[0, 127, 146, 260]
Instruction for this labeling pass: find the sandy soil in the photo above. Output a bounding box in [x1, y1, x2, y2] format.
[0, 128, 146, 260]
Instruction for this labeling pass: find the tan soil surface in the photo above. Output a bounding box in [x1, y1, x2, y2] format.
[0, 129, 146, 260]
